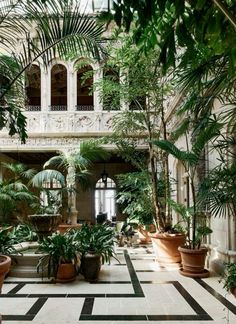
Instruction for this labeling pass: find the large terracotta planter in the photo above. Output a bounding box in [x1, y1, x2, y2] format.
[28, 214, 62, 241]
[151, 233, 186, 263]
[56, 263, 77, 283]
[178, 246, 209, 278]
[80, 252, 102, 282]
[0, 255, 11, 293]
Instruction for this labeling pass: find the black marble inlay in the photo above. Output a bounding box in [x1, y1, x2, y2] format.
[173, 281, 212, 317]
[124, 250, 144, 297]
[195, 278, 236, 315]
[80, 314, 147, 321]
[148, 314, 212, 321]
[29, 294, 67, 298]
[0, 294, 28, 298]
[81, 298, 94, 315]
[27, 297, 47, 315]
[7, 283, 25, 294]
[2, 314, 34, 321]
[68, 294, 106, 298]
[2, 298, 47, 321]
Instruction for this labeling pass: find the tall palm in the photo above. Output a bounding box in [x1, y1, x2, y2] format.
[153, 117, 222, 248]
[0, 0, 105, 142]
[31, 140, 110, 223]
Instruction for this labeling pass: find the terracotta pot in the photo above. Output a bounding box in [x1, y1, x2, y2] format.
[230, 286, 236, 298]
[80, 252, 102, 282]
[0, 255, 11, 293]
[57, 224, 81, 234]
[137, 226, 152, 244]
[28, 214, 62, 241]
[151, 233, 186, 263]
[178, 246, 209, 278]
[56, 263, 77, 283]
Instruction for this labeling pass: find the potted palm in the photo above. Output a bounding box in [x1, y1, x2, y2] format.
[73, 223, 117, 282]
[153, 117, 221, 276]
[37, 232, 80, 282]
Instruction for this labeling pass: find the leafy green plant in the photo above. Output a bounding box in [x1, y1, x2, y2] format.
[116, 171, 154, 227]
[0, 227, 19, 255]
[73, 224, 117, 264]
[11, 224, 37, 243]
[221, 262, 236, 293]
[153, 118, 221, 248]
[37, 232, 80, 278]
[0, 163, 37, 223]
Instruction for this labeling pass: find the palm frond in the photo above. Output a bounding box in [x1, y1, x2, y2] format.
[79, 140, 110, 164]
[152, 139, 198, 166]
[30, 169, 65, 188]
[192, 118, 222, 158]
[43, 155, 67, 170]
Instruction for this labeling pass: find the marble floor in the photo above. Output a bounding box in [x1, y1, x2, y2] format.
[1, 245, 236, 324]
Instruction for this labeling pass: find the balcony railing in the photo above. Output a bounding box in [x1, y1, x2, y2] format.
[76, 105, 94, 111]
[49, 105, 67, 111]
[25, 105, 41, 111]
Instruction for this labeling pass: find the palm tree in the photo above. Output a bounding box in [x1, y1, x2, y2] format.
[0, 162, 37, 224]
[153, 117, 222, 249]
[0, 0, 105, 142]
[31, 140, 110, 224]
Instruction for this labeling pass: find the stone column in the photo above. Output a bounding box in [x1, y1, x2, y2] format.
[94, 63, 103, 112]
[66, 165, 78, 225]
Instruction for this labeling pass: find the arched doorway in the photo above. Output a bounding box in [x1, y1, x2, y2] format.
[95, 177, 116, 221]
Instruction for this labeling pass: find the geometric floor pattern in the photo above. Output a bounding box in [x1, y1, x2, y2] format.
[1, 245, 236, 323]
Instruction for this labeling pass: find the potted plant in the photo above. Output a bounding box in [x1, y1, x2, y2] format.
[221, 262, 236, 297]
[153, 117, 221, 276]
[73, 223, 117, 282]
[37, 232, 80, 282]
[0, 227, 19, 292]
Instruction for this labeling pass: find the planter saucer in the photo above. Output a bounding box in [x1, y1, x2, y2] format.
[179, 267, 210, 278]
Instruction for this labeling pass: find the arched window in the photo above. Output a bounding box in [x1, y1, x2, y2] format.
[40, 178, 62, 212]
[95, 177, 116, 221]
[76, 65, 93, 111]
[25, 65, 41, 111]
[51, 64, 67, 111]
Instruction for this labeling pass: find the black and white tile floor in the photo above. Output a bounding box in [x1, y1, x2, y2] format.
[1, 246, 236, 323]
